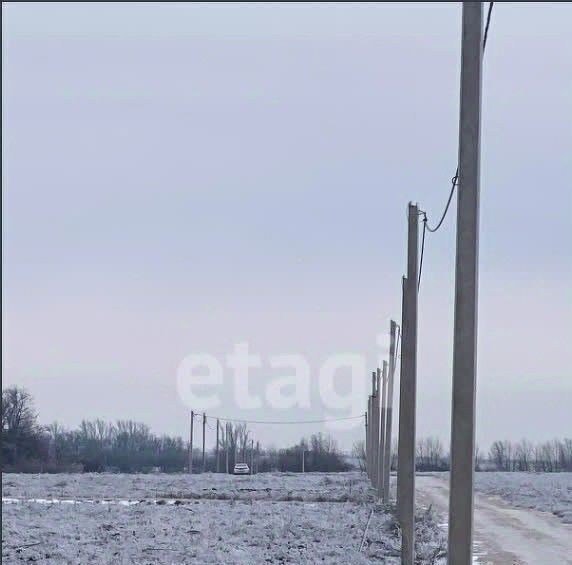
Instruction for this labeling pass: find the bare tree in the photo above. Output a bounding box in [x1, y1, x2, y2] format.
[416, 437, 446, 471]
[235, 423, 250, 463]
[352, 440, 366, 472]
[514, 439, 533, 471]
[2, 387, 39, 463]
[489, 440, 511, 471]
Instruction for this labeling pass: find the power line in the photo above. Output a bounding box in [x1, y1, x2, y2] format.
[419, 2, 494, 285]
[418, 216, 427, 290]
[425, 173, 458, 234]
[424, 3, 494, 235]
[483, 2, 495, 51]
[203, 413, 365, 425]
[395, 323, 401, 363]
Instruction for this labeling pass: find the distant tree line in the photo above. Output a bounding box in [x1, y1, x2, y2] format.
[2, 387, 349, 473]
[2, 387, 188, 472]
[488, 439, 572, 472]
[351, 435, 572, 473]
[260, 434, 351, 473]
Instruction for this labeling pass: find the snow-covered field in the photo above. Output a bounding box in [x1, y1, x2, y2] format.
[474, 471, 572, 524]
[2, 471, 445, 564]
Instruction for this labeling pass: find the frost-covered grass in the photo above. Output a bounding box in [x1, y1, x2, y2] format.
[2, 471, 370, 504]
[474, 472, 572, 524]
[2, 471, 445, 564]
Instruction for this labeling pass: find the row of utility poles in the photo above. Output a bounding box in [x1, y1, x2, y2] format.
[364, 207, 420, 561]
[188, 411, 260, 475]
[365, 322, 399, 508]
[365, 4, 483, 565]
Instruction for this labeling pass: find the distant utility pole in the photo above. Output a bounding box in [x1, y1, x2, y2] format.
[256, 440, 260, 474]
[372, 369, 379, 491]
[364, 411, 368, 475]
[250, 439, 254, 475]
[383, 320, 398, 503]
[189, 411, 194, 475]
[369, 370, 379, 484]
[202, 413, 206, 472]
[398, 203, 419, 565]
[367, 395, 372, 480]
[396, 279, 406, 514]
[378, 361, 388, 499]
[225, 423, 230, 474]
[374, 367, 381, 494]
[448, 4, 483, 564]
[216, 419, 220, 473]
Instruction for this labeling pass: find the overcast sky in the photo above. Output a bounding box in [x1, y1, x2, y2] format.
[2, 2, 571, 451]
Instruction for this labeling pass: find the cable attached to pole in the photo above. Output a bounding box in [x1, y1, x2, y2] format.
[424, 173, 458, 233]
[423, 3, 493, 235]
[418, 2, 494, 286]
[418, 215, 428, 290]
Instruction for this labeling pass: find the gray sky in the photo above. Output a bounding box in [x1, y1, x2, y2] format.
[2, 2, 571, 451]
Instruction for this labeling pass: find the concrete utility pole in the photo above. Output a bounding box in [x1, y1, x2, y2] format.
[372, 370, 379, 490]
[189, 411, 194, 474]
[216, 419, 220, 473]
[374, 367, 381, 495]
[396, 278, 407, 517]
[378, 361, 388, 498]
[225, 423, 230, 474]
[383, 320, 398, 503]
[256, 440, 260, 474]
[234, 433, 238, 466]
[398, 203, 419, 565]
[448, 4, 483, 564]
[367, 396, 372, 480]
[250, 439, 254, 475]
[302, 449, 305, 473]
[364, 411, 368, 475]
[202, 413, 206, 472]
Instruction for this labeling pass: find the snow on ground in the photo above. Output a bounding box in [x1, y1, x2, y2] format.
[474, 472, 572, 524]
[2, 471, 369, 504]
[2, 471, 445, 564]
[417, 473, 572, 564]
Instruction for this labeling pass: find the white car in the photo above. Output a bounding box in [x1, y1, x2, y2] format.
[233, 463, 250, 475]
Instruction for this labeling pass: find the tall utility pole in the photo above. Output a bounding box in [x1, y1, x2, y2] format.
[371, 370, 377, 484]
[378, 361, 388, 499]
[189, 411, 194, 474]
[302, 449, 305, 473]
[374, 366, 382, 496]
[398, 203, 419, 565]
[202, 413, 206, 472]
[396, 278, 407, 517]
[383, 320, 398, 503]
[367, 395, 372, 480]
[364, 411, 368, 476]
[216, 419, 220, 473]
[448, 4, 483, 564]
[372, 370, 379, 490]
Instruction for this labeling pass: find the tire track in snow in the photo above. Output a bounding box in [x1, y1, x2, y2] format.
[416, 474, 572, 564]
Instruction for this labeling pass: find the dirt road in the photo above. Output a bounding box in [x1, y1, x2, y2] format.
[416, 474, 572, 564]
